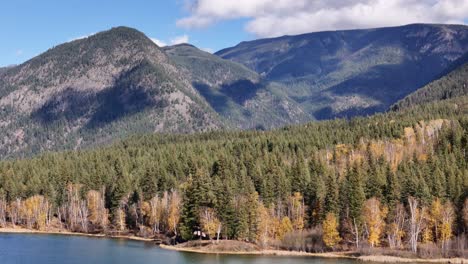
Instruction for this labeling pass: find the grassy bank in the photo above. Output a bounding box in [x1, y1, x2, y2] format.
[160, 240, 468, 263]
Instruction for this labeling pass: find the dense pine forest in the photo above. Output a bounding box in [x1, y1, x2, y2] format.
[0, 95, 467, 258]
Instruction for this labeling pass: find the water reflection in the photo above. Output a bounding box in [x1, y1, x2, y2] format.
[0, 233, 358, 264]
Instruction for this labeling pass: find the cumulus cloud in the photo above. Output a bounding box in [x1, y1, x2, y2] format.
[177, 0, 468, 37]
[151, 38, 167, 47]
[150, 35, 190, 47]
[170, 34, 190, 45]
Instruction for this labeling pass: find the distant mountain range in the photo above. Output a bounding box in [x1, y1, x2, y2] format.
[0, 24, 467, 157]
[217, 24, 468, 119]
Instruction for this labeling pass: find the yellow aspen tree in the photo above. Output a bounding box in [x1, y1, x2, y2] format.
[323, 212, 341, 249]
[149, 195, 162, 233]
[428, 198, 443, 242]
[199, 207, 221, 242]
[288, 192, 305, 230]
[167, 190, 181, 236]
[440, 202, 455, 252]
[362, 197, 387, 247]
[268, 204, 280, 241]
[24, 195, 49, 230]
[86, 190, 100, 226]
[256, 201, 271, 248]
[277, 216, 293, 240]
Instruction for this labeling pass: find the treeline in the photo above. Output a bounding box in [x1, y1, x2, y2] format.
[0, 96, 467, 256]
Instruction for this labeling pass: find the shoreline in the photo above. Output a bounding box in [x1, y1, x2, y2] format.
[160, 244, 468, 263]
[160, 244, 353, 258]
[0, 227, 154, 242]
[1, 228, 466, 263]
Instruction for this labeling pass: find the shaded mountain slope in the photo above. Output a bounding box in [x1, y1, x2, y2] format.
[164, 44, 311, 129]
[216, 24, 468, 119]
[392, 53, 468, 110]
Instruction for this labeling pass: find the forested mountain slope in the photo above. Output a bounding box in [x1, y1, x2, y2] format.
[1, 24, 467, 159]
[0, 27, 222, 158]
[217, 24, 468, 119]
[164, 44, 311, 129]
[0, 95, 466, 255]
[393, 53, 468, 110]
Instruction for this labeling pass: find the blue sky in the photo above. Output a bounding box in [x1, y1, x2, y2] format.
[0, 0, 252, 66]
[1, 0, 467, 67]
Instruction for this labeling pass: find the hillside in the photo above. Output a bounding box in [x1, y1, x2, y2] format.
[393, 54, 468, 110]
[0, 95, 466, 256]
[0, 27, 222, 158]
[216, 24, 468, 119]
[1, 24, 467, 158]
[164, 44, 311, 129]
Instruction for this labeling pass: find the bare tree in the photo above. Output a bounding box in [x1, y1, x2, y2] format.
[0, 195, 7, 227]
[9, 198, 22, 226]
[408, 197, 427, 253]
[387, 203, 406, 249]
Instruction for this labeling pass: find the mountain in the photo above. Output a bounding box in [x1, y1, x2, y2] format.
[0, 27, 222, 158]
[392, 53, 468, 110]
[216, 24, 468, 119]
[164, 44, 311, 129]
[2, 24, 467, 158]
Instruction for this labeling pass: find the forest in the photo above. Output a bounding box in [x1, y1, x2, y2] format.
[0, 95, 467, 258]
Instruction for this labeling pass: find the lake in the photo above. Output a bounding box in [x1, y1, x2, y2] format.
[0, 233, 360, 264]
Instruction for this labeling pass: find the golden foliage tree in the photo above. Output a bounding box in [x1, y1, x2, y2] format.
[277, 216, 293, 240]
[200, 207, 221, 242]
[288, 192, 305, 230]
[323, 212, 341, 249]
[362, 197, 387, 247]
[86, 189, 109, 231]
[167, 190, 181, 236]
[23, 195, 49, 231]
[256, 201, 271, 247]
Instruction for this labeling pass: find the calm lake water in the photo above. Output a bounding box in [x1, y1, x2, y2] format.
[0, 233, 362, 264]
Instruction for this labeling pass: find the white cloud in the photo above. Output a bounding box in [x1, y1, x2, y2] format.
[16, 50, 24, 56]
[150, 35, 191, 47]
[151, 38, 167, 47]
[170, 34, 190, 45]
[177, 0, 468, 37]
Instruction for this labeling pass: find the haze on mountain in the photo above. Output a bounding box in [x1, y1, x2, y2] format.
[0, 23, 467, 158]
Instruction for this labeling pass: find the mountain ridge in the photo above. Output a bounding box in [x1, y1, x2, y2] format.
[0, 26, 223, 158]
[1, 24, 467, 158]
[216, 23, 468, 119]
